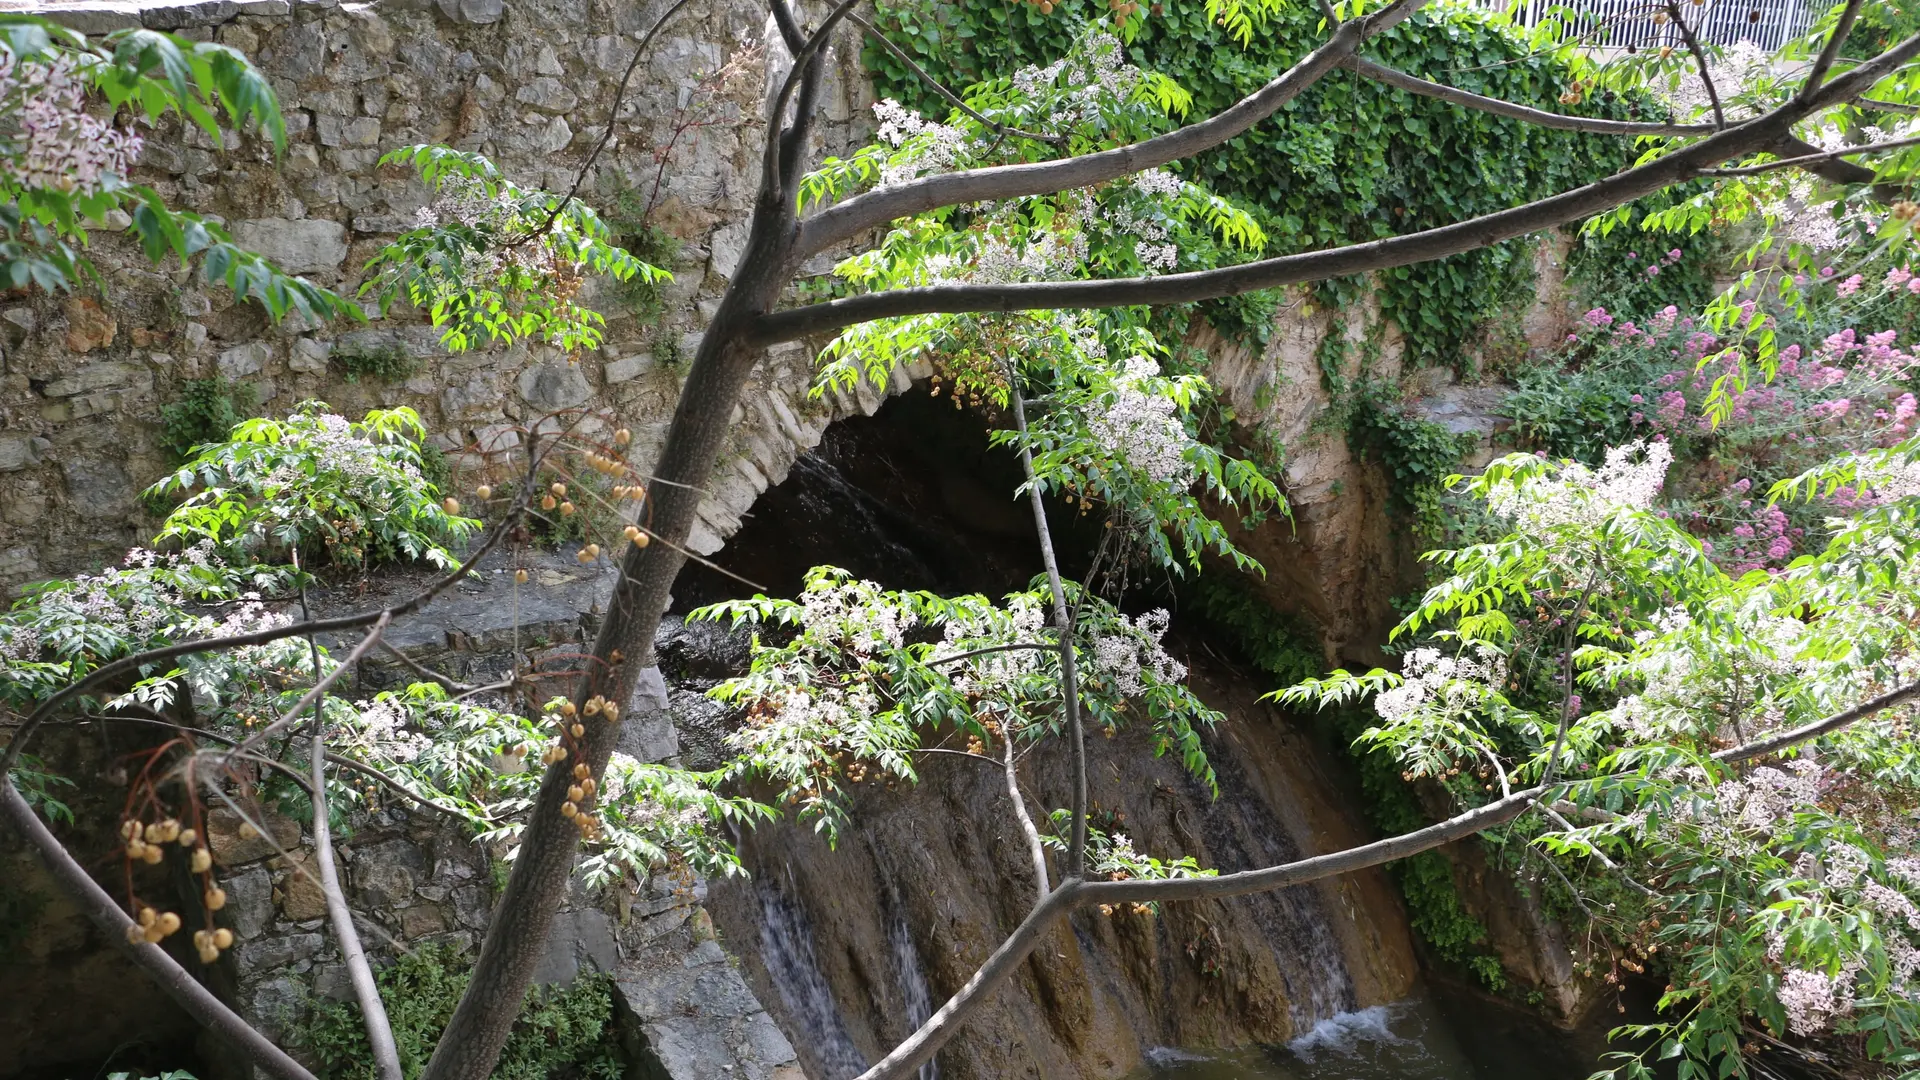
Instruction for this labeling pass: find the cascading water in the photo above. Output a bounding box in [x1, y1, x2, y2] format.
[754, 875, 872, 1080]
[883, 885, 940, 1080]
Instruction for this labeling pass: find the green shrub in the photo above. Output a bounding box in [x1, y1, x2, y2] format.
[157, 377, 257, 461]
[334, 341, 419, 383]
[302, 943, 626, 1080]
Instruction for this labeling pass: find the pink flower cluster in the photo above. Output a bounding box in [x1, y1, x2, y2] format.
[0, 47, 143, 197]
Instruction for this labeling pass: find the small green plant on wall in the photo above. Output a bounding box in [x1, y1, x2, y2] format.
[302, 943, 627, 1080]
[157, 377, 257, 462]
[333, 340, 419, 384]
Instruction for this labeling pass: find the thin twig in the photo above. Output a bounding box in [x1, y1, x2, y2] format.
[928, 642, 1057, 666]
[511, 0, 697, 247]
[222, 613, 391, 767]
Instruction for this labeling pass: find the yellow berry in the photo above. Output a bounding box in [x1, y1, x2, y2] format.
[584, 543, 600, 558]
[205, 888, 227, 911]
[199, 944, 220, 965]
[603, 702, 619, 723]
[142, 844, 165, 865]
[614, 428, 631, 446]
[475, 484, 493, 500]
[144, 823, 164, 844]
[515, 568, 530, 584]
[623, 525, 642, 542]
[581, 778, 597, 796]
[561, 801, 579, 818]
[126, 924, 146, 945]
[561, 701, 578, 717]
[138, 906, 157, 927]
[550, 482, 567, 497]
[213, 928, 234, 949]
[237, 822, 258, 840]
[568, 785, 585, 802]
[127, 838, 147, 860]
[176, 829, 197, 847]
[570, 723, 585, 738]
[541, 494, 558, 511]
[443, 497, 461, 515]
[560, 501, 576, 516]
[190, 848, 212, 873]
[574, 763, 591, 780]
[633, 531, 649, 548]
[156, 911, 182, 936]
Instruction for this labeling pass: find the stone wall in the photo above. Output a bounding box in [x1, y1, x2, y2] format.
[0, 0, 887, 594]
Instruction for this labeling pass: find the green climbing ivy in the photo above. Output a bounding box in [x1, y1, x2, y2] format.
[865, 0, 1656, 368]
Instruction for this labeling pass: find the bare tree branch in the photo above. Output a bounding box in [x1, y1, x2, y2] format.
[0, 777, 323, 1080]
[768, 0, 806, 55]
[792, 0, 1432, 260]
[221, 614, 391, 768]
[756, 30, 1920, 345]
[514, 0, 696, 246]
[1342, 55, 1715, 135]
[295, 551, 402, 1080]
[1008, 390, 1087, 880]
[1004, 730, 1050, 904]
[1799, 0, 1867, 102]
[761, 0, 865, 201]
[1665, 1, 1724, 128]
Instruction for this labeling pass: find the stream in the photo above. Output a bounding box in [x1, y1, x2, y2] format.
[1132, 996, 1595, 1080]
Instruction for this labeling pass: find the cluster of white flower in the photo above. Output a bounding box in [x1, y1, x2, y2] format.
[347, 695, 433, 764]
[1849, 451, 1920, 502]
[1089, 608, 1184, 696]
[1778, 966, 1846, 1036]
[1008, 32, 1139, 132]
[798, 577, 911, 654]
[935, 593, 1049, 702]
[1485, 440, 1673, 532]
[413, 174, 575, 291]
[265, 412, 420, 490]
[1374, 643, 1508, 729]
[1086, 355, 1194, 486]
[0, 47, 143, 197]
[871, 98, 971, 187]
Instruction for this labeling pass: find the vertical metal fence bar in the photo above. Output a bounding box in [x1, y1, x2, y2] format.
[1471, 0, 1837, 50]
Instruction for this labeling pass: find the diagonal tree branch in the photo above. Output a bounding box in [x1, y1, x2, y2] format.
[1798, 0, 1867, 102]
[295, 551, 402, 1080]
[792, 0, 1432, 260]
[1705, 132, 1920, 178]
[1342, 55, 1715, 135]
[1003, 728, 1050, 905]
[756, 29, 1920, 345]
[847, 677, 1920, 1080]
[1665, 0, 1724, 128]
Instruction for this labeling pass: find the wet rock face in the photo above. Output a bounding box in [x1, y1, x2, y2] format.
[702, 656, 1421, 1080]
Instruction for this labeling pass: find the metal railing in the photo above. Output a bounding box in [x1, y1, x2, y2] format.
[1474, 0, 1837, 52]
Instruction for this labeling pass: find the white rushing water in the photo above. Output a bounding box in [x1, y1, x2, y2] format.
[1135, 998, 1496, 1080]
[754, 878, 872, 1080]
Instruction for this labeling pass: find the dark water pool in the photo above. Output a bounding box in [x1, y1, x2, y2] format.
[1129, 996, 1604, 1080]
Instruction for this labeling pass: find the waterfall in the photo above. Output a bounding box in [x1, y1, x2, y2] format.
[754, 878, 871, 1080]
[884, 895, 940, 1080]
